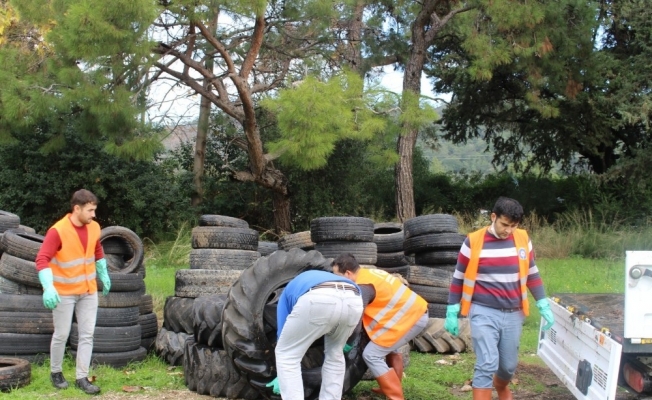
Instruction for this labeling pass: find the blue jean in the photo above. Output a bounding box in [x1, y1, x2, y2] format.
[275, 286, 363, 400]
[470, 303, 524, 388]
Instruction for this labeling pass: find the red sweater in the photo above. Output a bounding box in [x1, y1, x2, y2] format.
[35, 218, 104, 272]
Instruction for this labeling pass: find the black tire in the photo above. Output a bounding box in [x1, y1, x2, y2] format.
[103, 253, 125, 271]
[0, 294, 48, 312]
[198, 215, 249, 228]
[191, 227, 258, 250]
[17, 225, 36, 234]
[95, 306, 140, 327]
[314, 241, 377, 265]
[310, 217, 374, 243]
[0, 357, 31, 392]
[71, 347, 147, 369]
[403, 214, 459, 239]
[0, 253, 39, 288]
[98, 290, 143, 308]
[174, 270, 241, 299]
[96, 272, 144, 293]
[189, 249, 260, 270]
[70, 323, 141, 353]
[427, 303, 447, 318]
[0, 230, 43, 261]
[277, 231, 314, 251]
[163, 296, 195, 334]
[0, 211, 20, 234]
[403, 233, 466, 255]
[0, 354, 46, 365]
[0, 311, 53, 334]
[193, 294, 227, 348]
[406, 265, 453, 288]
[184, 342, 259, 399]
[139, 313, 159, 338]
[377, 265, 410, 277]
[141, 336, 156, 353]
[222, 248, 368, 400]
[373, 232, 404, 253]
[100, 226, 144, 274]
[374, 222, 403, 234]
[375, 251, 409, 268]
[155, 327, 191, 366]
[102, 238, 134, 257]
[409, 284, 449, 304]
[0, 276, 42, 295]
[0, 333, 51, 355]
[415, 250, 460, 265]
[139, 294, 153, 315]
[257, 241, 278, 256]
[182, 337, 197, 391]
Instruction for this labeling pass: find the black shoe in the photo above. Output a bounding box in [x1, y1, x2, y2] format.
[75, 378, 100, 395]
[50, 372, 68, 389]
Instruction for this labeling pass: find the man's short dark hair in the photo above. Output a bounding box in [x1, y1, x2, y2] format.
[331, 253, 360, 274]
[492, 196, 524, 223]
[71, 189, 98, 210]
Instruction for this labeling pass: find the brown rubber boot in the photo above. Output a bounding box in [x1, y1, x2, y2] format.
[473, 388, 493, 400]
[375, 368, 404, 400]
[372, 353, 404, 394]
[493, 375, 513, 400]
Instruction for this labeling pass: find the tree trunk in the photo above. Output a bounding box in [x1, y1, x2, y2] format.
[272, 191, 292, 235]
[192, 84, 211, 206]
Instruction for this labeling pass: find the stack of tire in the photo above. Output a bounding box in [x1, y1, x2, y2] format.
[157, 215, 259, 368]
[277, 231, 314, 252]
[402, 214, 465, 319]
[311, 217, 377, 266]
[258, 240, 278, 256]
[70, 226, 152, 368]
[373, 222, 409, 277]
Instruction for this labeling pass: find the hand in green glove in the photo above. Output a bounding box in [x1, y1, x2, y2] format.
[343, 343, 353, 353]
[38, 269, 60, 310]
[536, 298, 555, 330]
[265, 377, 280, 395]
[445, 303, 460, 336]
[95, 258, 111, 296]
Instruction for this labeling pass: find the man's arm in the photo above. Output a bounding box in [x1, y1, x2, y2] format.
[525, 240, 546, 301]
[95, 239, 105, 261]
[35, 228, 61, 272]
[447, 238, 471, 304]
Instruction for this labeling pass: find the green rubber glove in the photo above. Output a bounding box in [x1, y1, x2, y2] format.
[265, 377, 280, 395]
[95, 258, 111, 296]
[343, 343, 353, 353]
[536, 298, 555, 330]
[38, 269, 61, 310]
[445, 303, 460, 336]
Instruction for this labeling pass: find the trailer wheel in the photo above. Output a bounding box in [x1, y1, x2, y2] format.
[0, 357, 31, 392]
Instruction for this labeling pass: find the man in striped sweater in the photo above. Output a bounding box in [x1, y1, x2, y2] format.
[445, 197, 555, 400]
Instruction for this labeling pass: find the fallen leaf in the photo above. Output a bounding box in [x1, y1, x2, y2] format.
[122, 385, 142, 392]
[88, 375, 96, 383]
[460, 384, 473, 392]
[447, 354, 462, 361]
[124, 370, 136, 375]
[167, 371, 183, 376]
[435, 359, 452, 365]
[511, 378, 519, 385]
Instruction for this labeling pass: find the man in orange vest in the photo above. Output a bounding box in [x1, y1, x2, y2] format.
[445, 197, 555, 400]
[35, 189, 111, 395]
[333, 253, 428, 400]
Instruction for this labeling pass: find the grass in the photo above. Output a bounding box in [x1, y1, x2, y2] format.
[3, 224, 630, 399]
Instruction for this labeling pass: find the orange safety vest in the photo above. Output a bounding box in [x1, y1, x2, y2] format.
[460, 226, 530, 317]
[48, 214, 100, 296]
[356, 268, 427, 347]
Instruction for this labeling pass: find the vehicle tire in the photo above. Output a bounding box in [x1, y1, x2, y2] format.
[375, 251, 409, 268]
[315, 241, 377, 265]
[139, 294, 153, 315]
[409, 284, 449, 304]
[405, 265, 453, 288]
[17, 225, 36, 234]
[277, 231, 314, 251]
[193, 294, 226, 348]
[310, 217, 374, 243]
[0, 230, 43, 261]
[156, 327, 191, 366]
[189, 249, 260, 270]
[0, 311, 53, 334]
[373, 223, 404, 253]
[0, 277, 42, 295]
[184, 341, 259, 399]
[71, 347, 147, 369]
[222, 248, 368, 400]
[139, 312, 159, 338]
[377, 265, 410, 278]
[100, 226, 144, 274]
[403, 214, 459, 239]
[182, 337, 197, 391]
[427, 303, 447, 318]
[198, 215, 249, 228]
[96, 272, 144, 293]
[70, 323, 141, 353]
[191, 227, 258, 251]
[98, 291, 143, 308]
[174, 270, 242, 299]
[0, 294, 48, 312]
[0, 253, 39, 288]
[141, 336, 156, 353]
[94, 306, 140, 327]
[0, 211, 20, 234]
[403, 233, 466, 255]
[0, 333, 51, 355]
[415, 250, 460, 265]
[257, 241, 278, 256]
[0, 357, 31, 392]
[163, 296, 195, 334]
[104, 253, 125, 271]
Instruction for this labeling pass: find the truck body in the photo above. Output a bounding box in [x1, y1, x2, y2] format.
[537, 251, 652, 399]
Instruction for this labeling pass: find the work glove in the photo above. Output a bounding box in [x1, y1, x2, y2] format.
[265, 377, 280, 395]
[95, 258, 111, 296]
[536, 298, 555, 331]
[38, 268, 61, 310]
[444, 303, 460, 336]
[343, 343, 353, 353]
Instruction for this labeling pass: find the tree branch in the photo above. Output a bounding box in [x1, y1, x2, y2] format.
[240, 14, 266, 79]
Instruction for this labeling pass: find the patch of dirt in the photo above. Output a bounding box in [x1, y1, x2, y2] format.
[91, 389, 216, 400]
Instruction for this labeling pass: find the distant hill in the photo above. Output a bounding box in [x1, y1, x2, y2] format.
[418, 135, 497, 174]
